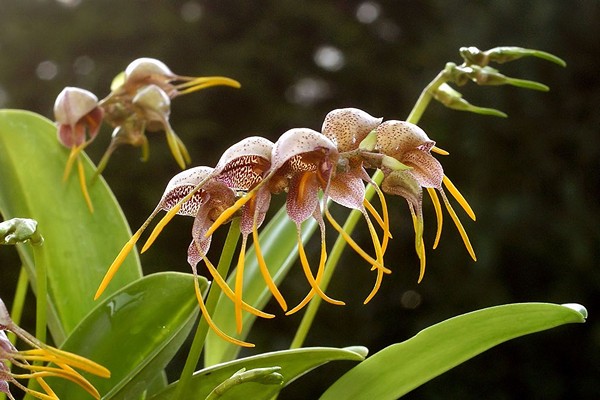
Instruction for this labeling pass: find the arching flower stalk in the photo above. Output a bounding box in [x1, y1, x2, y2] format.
[54, 87, 104, 212]
[375, 120, 477, 281]
[1, 299, 110, 400]
[320, 108, 393, 303]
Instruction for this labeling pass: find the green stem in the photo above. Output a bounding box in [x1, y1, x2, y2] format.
[290, 70, 447, 348]
[173, 219, 241, 400]
[32, 245, 47, 344]
[0, 266, 27, 400]
[406, 70, 448, 124]
[7, 266, 29, 344]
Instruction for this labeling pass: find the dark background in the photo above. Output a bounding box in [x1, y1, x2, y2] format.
[1, 0, 598, 398]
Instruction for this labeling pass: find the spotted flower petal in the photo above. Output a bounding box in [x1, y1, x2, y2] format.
[95, 166, 215, 300]
[321, 107, 382, 153]
[322, 108, 390, 302]
[205, 137, 289, 330]
[266, 128, 345, 313]
[376, 120, 476, 280]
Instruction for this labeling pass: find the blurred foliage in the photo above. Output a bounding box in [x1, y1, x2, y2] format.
[0, 0, 598, 398]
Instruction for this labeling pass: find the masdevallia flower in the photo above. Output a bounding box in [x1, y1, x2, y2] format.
[95, 84, 190, 178]
[1, 299, 110, 400]
[375, 120, 476, 281]
[96, 137, 281, 346]
[95, 58, 241, 173]
[321, 108, 393, 304]
[54, 87, 104, 212]
[201, 129, 346, 316]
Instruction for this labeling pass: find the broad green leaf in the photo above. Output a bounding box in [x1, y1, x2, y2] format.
[152, 346, 368, 400]
[0, 109, 142, 341]
[46, 272, 203, 400]
[320, 303, 587, 400]
[205, 206, 318, 365]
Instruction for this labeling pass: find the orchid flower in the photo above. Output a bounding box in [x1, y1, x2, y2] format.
[145, 136, 282, 338]
[154, 136, 285, 335]
[95, 83, 190, 177]
[114, 57, 241, 99]
[94, 166, 262, 347]
[321, 108, 393, 303]
[208, 129, 347, 315]
[54, 87, 104, 212]
[375, 120, 477, 281]
[1, 299, 109, 400]
[94, 57, 241, 175]
[96, 137, 283, 346]
[266, 128, 347, 314]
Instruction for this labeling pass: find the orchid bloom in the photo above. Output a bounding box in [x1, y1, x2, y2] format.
[96, 137, 282, 346]
[268, 128, 348, 313]
[54, 87, 104, 212]
[149, 137, 281, 340]
[96, 83, 191, 179]
[96, 57, 241, 175]
[117, 57, 241, 99]
[321, 108, 392, 303]
[375, 120, 477, 281]
[1, 299, 109, 400]
[213, 128, 347, 315]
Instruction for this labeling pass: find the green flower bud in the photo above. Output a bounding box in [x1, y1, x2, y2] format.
[433, 83, 507, 117]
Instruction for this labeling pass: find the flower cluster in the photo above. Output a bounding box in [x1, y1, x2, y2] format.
[53, 58, 240, 212]
[0, 299, 109, 400]
[95, 107, 476, 347]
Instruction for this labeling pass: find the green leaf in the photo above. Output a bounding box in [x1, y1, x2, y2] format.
[205, 206, 318, 365]
[46, 272, 203, 400]
[0, 109, 142, 341]
[152, 346, 367, 400]
[320, 302, 586, 400]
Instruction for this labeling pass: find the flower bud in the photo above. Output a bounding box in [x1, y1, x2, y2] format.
[484, 46, 566, 67]
[132, 84, 171, 124]
[124, 58, 175, 87]
[54, 87, 103, 147]
[433, 83, 507, 117]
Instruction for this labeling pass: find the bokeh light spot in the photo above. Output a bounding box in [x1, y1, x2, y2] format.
[74, 56, 95, 75]
[313, 45, 345, 72]
[36, 61, 59, 81]
[181, 1, 203, 23]
[356, 1, 381, 24]
[286, 77, 330, 106]
[55, 0, 82, 7]
[400, 290, 422, 309]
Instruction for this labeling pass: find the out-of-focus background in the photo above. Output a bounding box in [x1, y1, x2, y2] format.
[1, 0, 598, 398]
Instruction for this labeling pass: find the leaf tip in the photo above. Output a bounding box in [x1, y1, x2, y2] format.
[343, 345, 369, 359]
[561, 303, 587, 320]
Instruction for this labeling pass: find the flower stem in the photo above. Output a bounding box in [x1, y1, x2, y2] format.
[7, 266, 29, 344]
[32, 244, 47, 344]
[172, 219, 241, 400]
[290, 70, 445, 348]
[406, 70, 448, 124]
